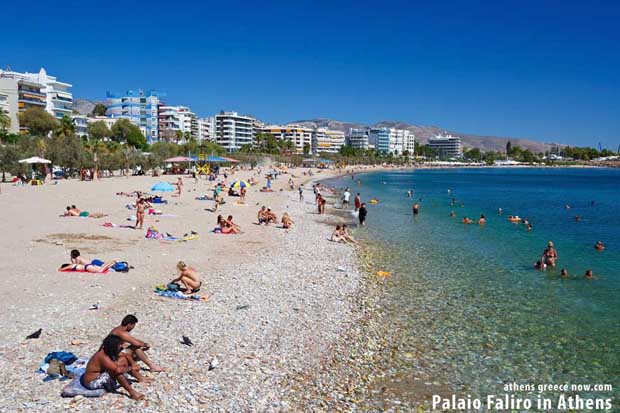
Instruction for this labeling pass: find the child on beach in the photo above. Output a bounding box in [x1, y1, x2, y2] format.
[282, 212, 294, 229]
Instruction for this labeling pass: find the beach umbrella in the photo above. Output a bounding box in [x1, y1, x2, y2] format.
[18, 156, 51, 164]
[230, 180, 250, 189]
[151, 182, 176, 192]
[164, 156, 193, 162]
[206, 155, 228, 163]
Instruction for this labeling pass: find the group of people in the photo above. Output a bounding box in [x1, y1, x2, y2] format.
[61, 205, 106, 218]
[216, 214, 242, 234]
[331, 224, 358, 245]
[257, 206, 278, 225]
[535, 241, 597, 279]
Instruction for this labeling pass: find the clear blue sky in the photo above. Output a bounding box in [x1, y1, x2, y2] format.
[2, 0, 619, 148]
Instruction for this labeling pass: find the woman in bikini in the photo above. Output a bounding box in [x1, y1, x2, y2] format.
[59, 261, 116, 273]
[281, 212, 294, 229]
[542, 241, 558, 267]
[171, 261, 202, 293]
[135, 198, 151, 230]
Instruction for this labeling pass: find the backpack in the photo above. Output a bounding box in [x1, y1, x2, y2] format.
[112, 261, 130, 272]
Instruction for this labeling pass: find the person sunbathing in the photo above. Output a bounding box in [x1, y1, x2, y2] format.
[226, 215, 242, 233]
[341, 224, 359, 245]
[70, 249, 89, 265]
[281, 212, 294, 229]
[59, 261, 116, 273]
[61, 206, 80, 216]
[258, 206, 268, 225]
[110, 314, 165, 373]
[170, 261, 202, 293]
[82, 334, 145, 400]
[62, 205, 106, 218]
[331, 225, 344, 243]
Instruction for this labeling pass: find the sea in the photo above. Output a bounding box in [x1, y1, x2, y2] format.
[323, 167, 620, 408]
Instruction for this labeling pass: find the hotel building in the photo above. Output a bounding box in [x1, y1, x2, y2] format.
[427, 134, 463, 158]
[260, 124, 313, 154]
[159, 105, 199, 142]
[106, 89, 162, 143]
[197, 117, 215, 142]
[347, 127, 371, 150]
[214, 111, 256, 152]
[368, 127, 415, 155]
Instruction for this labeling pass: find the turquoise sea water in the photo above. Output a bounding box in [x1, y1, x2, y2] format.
[325, 168, 620, 405]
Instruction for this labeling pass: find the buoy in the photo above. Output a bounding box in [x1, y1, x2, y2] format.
[376, 271, 391, 277]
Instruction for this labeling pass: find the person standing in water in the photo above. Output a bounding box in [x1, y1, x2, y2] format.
[542, 241, 558, 267]
[358, 203, 368, 226]
[412, 203, 420, 216]
[354, 193, 361, 212]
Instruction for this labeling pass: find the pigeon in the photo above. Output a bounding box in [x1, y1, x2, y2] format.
[208, 357, 219, 371]
[26, 328, 42, 339]
[89, 303, 100, 310]
[181, 336, 193, 346]
[235, 304, 250, 311]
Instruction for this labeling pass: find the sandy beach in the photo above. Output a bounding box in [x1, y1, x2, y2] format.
[0, 167, 377, 412]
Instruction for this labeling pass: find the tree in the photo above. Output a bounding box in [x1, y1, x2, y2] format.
[464, 148, 481, 160]
[56, 115, 76, 138]
[111, 119, 146, 149]
[91, 103, 107, 117]
[175, 130, 183, 145]
[303, 143, 311, 156]
[18, 107, 58, 137]
[87, 121, 111, 141]
[0, 111, 10, 132]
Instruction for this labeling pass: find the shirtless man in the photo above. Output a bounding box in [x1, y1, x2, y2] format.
[226, 215, 242, 233]
[110, 315, 165, 373]
[82, 334, 145, 400]
[135, 198, 150, 230]
[462, 217, 473, 224]
[258, 206, 268, 224]
[265, 207, 277, 223]
[176, 177, 183, 198]
[412, 203, 420, 216]
[170, 261, 202, 292]
[62, 206, 79, 216]
[70, 249, 89, 265]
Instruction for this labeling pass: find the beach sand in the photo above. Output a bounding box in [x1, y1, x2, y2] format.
[0, 167, 373, 411]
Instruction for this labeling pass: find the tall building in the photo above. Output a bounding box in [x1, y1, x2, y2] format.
[347, 127, 371, 150]
[261, 124, 313, 154]
[427, 134, 463, 158]
[197, 117, 214, 142]
[0, 68, 73, 133]
[106, 89, 162, 143]
[312, 128, 345, 154]
[368, 127, 414, 155]
[71, 114, 89, 138]
[214, 111, 256, 152]
[158, 105, 198, 142]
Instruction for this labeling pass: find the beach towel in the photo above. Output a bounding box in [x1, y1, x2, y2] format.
[58, 267, 109, 274]
[155, 290, 202, 301]
[61, 375, 107, 398]
[102, 222, 134, 229]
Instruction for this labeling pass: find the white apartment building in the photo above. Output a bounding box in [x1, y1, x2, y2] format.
[214, 111, 256, 151]
[159, 105, 198, 142]
[427, 134, 463, 158]
[347, 127, 371, 150]
[197, 117, 214, 141]
[368, 127, 415, 155]
[0, 68, 73, 133]
[312, 128, 346, 154]
[71, 114, 89, 137]
[262, 124, 313, 153]
[106, 89, 161, 143]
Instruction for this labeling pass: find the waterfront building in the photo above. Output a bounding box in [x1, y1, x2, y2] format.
[347, 127, 371, 150]
[312, 128, 346, 154]
[368, 127, 415, 155]
[159, 105, 198, 142]
[0, 68, 73, 133]
[214, 111, 256, 151]
[71, 114, 89, 137]
[106, 89, 162, 143]
[261, 124, 313, 154]
[197, 117, 215, 142]
[427, 134, 463, 158]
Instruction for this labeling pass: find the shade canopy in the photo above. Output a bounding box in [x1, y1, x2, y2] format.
[164, 156, 193, 162]
[19, 156, 51, 164]
[230, 180, 250, 189]
[151, 182, 176, 192]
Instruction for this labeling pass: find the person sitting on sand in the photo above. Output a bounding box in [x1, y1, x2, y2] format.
[265, 207, 278, 224]
[281, 212, 294, 229]
[341, 224, 359, 245]
[169, 262, 202, 294]
[135, 198, 151, 230]
[59, 261, 116, 273]
[595, 241, 605, 251]
[478, 214, 486, 225]
[331, 225, 344, 242]
[82, 334, 145, 400]
[110, 315, 164, 375]
[560, 268, 569, 277]
[226, 215, 242, 233]
[258, 206, 268, 225]
[542, 241, 558, 267]
[462, 217, 473, 224]
[584, 269, 595, 279]
[70, 249, 89, 265]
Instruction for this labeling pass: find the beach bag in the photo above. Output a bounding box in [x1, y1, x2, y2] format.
[91, 259, 104, 266]
[45, 351, 78, 366]
[167, 282, 180, 291]
[112, 261, 129, 272]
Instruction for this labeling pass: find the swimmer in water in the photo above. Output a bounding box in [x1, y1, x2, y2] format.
[478, 214, 486, 225]
[462, 217, 473, 224]
[584, 269, 594, 279]
[449, 211, 456, 218]
[560, 268, 569, 277]
[534, 260, 547, 270]
[498, 208, 503, 215]
[407, 190, 412, 198]
[595, 241, 605, 251]
[527, 223, 533, 231]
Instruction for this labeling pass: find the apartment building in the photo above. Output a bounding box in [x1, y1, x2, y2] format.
[427, 134, 463, 158]
[368, 127, 415, 155]
[347, 127, 371, 150]
[261, 124, 313, 153]
[106, 89, 162, 143]
[214, 111, 256, 151]
[312, 128, 345, 154]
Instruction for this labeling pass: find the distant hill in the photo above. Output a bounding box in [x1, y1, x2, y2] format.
[289, 118, 563, 153]
[72, 98, 103, 116]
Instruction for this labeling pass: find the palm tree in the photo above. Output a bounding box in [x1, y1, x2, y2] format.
[56, 115, 76, 138]
[0, 111, 10, 132]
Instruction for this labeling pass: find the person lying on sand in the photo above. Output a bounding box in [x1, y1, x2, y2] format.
[61, 205, 106, 218]
[59, 261, 116, 273]
[110, 314, 165, 374]
[82, 334, 145, 400]
[62, 206, 80, 216]
[281, 212, 294, 229]
[169, 262, 202, 293]
[70, 249, 89, 265]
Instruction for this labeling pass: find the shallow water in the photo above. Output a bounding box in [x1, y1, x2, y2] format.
[325, 168, 620, 406]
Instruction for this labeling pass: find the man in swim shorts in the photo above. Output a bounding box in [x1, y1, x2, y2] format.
[110, 315, 164, 373]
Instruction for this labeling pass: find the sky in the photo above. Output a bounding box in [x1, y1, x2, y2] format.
[2, 0, 619, 148]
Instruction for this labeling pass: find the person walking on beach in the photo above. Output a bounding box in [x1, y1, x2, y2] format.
[110, 314, 165, 373]
[299, 184, 304, 202]
[135, 198, 150, 230]
[354, 193, 361, 212]
[176, 177, 183, 198]
[358, 203, 368, 226]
